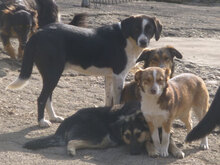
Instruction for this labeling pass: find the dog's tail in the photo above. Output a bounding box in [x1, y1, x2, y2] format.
[36, 0, 59, 27]
[23, 135, 65, 150]
[6, 39, 35, 90]
[69, 13, 87, 27]
[186, 87, 220, 142]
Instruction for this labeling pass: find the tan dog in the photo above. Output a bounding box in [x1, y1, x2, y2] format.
[120, 46, 183, 103]
[135, 67, 209, 157]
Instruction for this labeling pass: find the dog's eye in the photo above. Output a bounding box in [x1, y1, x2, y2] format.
[157, 77, 164, 82]
[125, 133, 131, 140]
[164, 57, 169, 61]
[152, 58, 158, 62]
[135, 132, 141, 138]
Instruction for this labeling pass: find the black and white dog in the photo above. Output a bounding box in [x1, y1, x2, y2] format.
[7, 15, 162, 127]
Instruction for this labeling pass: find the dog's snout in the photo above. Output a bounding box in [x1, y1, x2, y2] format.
[151, 88, 156, 95]
[139, 39, 147, 47]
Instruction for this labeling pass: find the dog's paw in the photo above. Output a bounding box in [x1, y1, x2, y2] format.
[67, 145, 76, 156]
[173, 150, 185, 159]
[160, 148, 169, 157]
[39, 119, 51, 127]
[148, 148, 160, 158]
[200, 143, 209, 150]
[50, 116, 64, 123]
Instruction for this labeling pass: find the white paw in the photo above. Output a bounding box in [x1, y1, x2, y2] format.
[39, 119, 51, 127]
[50, 115, 64, 123]
[174, 151, 185, 159]
[67, 147, 76, 156]
[160, 148, 169, 157]
[200, 143, 209, 150]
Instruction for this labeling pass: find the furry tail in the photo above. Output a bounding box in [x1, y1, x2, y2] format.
[186, 87, 220, 142]
[23, 135, 65, 150]
[6, 39, 35, 90]
[36, 0, 59, 27]
[69, 13, 87, 27]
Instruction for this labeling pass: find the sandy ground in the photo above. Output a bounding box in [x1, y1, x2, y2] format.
[0, 0, 220, 165]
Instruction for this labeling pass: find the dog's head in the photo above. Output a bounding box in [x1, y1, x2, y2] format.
[121, 15, 162, 48]
[135, 67, 170, 96]
[121, 111, 150, 155]
[136, 46, 183, 77]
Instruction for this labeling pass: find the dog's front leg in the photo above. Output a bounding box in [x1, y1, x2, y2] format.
[147, 121, 161, 156]
[105, 76, 113, 106]
[161, 127, 170, 157]
[112, 74, 124, 105]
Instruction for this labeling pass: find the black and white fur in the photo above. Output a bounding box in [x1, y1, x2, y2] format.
[7, 15, 162, 127]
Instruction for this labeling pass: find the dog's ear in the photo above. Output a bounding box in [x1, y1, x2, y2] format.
[166, 45, 183, 59]
[136, 49, 151, 63]
[135, 69, 143, 86]
[164, 68, 171, 81]
[153, 17, 162, 41]
[121, 16, 135, 38]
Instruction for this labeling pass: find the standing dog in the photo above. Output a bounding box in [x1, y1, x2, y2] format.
[135, 67, 209, 157]
[186, 87, 220, 142]
[0, 0, 58, 59]
[120, 46, 183, 103]
[7, 15, 162, 127]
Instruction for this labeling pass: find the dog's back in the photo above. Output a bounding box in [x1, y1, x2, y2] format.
[165, 73, 209, 116]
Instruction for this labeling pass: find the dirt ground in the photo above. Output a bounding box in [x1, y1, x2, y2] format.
[0, 0, 220, 164]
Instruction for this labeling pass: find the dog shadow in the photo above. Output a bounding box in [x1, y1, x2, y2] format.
[0, 124, 204, 164]
[0, 55, 21, 78]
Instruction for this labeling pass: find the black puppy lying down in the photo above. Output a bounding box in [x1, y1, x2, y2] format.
[23, 102, 184, 158]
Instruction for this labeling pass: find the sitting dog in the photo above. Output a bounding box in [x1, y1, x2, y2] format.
[120, 111, 185, 158]
[135, 67, 209, 157]
[186, 87, 220, 142]
[7, 15, 162, 127]
[0, 0, 59, 59]
[120, 46, 183, 103]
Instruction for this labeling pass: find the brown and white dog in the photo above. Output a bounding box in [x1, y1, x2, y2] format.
[135, 67, 209, 157]
[120, 46, 183, 103]
[7, 15, 162, 127]
[0, 0, 59, 59]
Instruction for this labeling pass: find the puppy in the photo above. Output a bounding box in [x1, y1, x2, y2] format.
[23, 102, 141, 156]
[7, 15, 162, 127]
[186, 87, 220, 142]
[0, 0, 58, 59]
[121, 111, 185, 158]
[135, 67, 209, 157]
[120, 46, 183, 103]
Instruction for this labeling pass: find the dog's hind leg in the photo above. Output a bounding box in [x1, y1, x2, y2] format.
[0, 34, 16, 59]
[46, 94, 64, 123]
[192, 87, 209, 150]
[67, 135, 115, 156]
[169, 137, 185, 159]
[37, 70, 63, 127]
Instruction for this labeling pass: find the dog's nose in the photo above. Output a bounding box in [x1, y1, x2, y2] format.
[151, 89, 156, 94]
[139, 40, 147, 47]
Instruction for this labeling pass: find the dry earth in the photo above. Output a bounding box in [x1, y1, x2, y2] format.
[0, 0, 219, 164]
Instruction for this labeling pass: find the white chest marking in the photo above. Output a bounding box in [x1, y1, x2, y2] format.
[141, 94, 169, 128]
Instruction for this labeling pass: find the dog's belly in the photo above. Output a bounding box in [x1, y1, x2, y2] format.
[65, 63, 113, 76]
